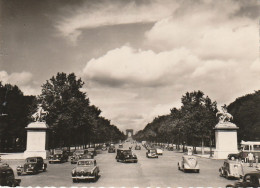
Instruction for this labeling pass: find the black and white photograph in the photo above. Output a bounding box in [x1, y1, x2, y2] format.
[0, 0, 260, 187]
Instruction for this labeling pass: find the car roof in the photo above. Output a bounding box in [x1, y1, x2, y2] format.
[244, 171, 260, 177]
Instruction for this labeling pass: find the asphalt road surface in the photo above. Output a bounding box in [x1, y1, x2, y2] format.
[4, 142, 253, 187]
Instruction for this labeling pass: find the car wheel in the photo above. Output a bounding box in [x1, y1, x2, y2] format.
[17, 172, 21, 176]
[196, 169, 200, 173]
[72, 179, 77, 183]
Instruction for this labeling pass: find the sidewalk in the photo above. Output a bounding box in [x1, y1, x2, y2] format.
[0, 153, 24, 160]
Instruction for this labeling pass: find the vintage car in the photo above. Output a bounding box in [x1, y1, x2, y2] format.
[119, 144, 123, 148]
[71, 159, 100, 183]
[108, 146, 116, 153]
[178, 155, 200, 173]
[156, 148, 163, 155]
[71, 149, 88, 164]
[226, 171, 260, 188]
[135, 145, 141, 150]
[49, 149, 69, 163]
[227, 153, 240, 160]
[81, 154, 94, 159]
[146, 149, 158, 158]
[116, 149, 138, 163]
[0, 163, 21, 187]
[101, 144, 107, 151]
[219, 160, 244, 179]
[87, 148, 97, 157]
[17, 157, 47, 175]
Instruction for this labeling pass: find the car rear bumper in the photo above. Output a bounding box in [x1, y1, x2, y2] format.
[72, 176, 95, 179]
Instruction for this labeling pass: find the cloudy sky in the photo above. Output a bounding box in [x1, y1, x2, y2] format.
[0, 0, 259, 132]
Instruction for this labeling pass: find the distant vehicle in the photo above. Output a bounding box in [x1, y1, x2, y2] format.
[116, 149, 138, 163]
[156, 148, 163, 155]
[239, 141, 260, 162]
[219, 160, 244, 179]
[70, 149, 88, 164]
[49, 149, 69, 163]
[108, 146, 116, 153]
[0, 163, 21, 187]
[71, 159, 100, 183]
[81, 154, 94, 159]
[17, 157, 47, 175]
[101, 144, 107, 151]
[119, 144, 123, 148]
[135, 145, 141, 150]
[227, 153, 240, 160]
[146, 149, 158, 158]
[178, 155, 200, 173]
[87, 148, 97, 157]
[226, 171, 260, 188]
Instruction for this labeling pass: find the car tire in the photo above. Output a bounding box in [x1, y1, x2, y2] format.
[196, 169, 200, 173]
[17, 172, 21, 176]
[72, 179, 77, 183]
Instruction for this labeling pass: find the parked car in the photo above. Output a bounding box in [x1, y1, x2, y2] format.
[17, 157, 47, 175]
[178, 155, 200, 173]
[227, 153, 240, 160]
[71, 149, 88, 164]
[156, 148, 163, 155]
[226, 171, 260, 187]
[219, 160, 244, 179]
[108, 146, 116, 153]
[146, 149, 158, 158]
[119, 144, 123, 148]
[49, 149, 69, 163]
[71, 159, 100, 183]
[0, 163, 21, 187]
[135, 145, 141, 150]
[116, 149, 138, 163]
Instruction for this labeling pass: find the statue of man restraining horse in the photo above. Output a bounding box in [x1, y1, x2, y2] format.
[216, 104, 233, 123]
[31, 104, 48, 122]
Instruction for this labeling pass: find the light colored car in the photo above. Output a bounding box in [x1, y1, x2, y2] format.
[156, 148, 163, 155]
[146, 149, 158, 158]
[71, 159, 99, 183]
[178, 155, 199, 173]
[219, 160, 244, 179]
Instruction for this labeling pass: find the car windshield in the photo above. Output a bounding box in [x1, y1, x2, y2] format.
[150, 150, 156, 153]
[54, 150, 63, 154]
[75, 150, 84, 154]
[123, 150, 132, 155]
[78, 160, 94, 166]
[253, 145, 260, 151]
[26, 158, 37, 163]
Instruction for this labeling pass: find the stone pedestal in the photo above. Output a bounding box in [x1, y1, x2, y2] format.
[214, 122, 239, 159]
[24, 122, 49, 159]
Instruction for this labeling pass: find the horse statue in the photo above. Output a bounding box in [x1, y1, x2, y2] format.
[31, 104, 48, 122]
[216, 104, 233, 123]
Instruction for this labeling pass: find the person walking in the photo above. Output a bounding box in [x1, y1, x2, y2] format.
[248, 152, 254, 167]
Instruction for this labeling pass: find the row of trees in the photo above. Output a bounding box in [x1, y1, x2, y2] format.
[0, 73, 126, 152]
[133, 91, 218, 153]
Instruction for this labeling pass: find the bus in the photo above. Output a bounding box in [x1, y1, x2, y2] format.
[239, 140, 260, 162]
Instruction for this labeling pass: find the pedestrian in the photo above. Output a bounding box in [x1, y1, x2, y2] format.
[187, 148, 192, 155]
[248, 152, 254, 167]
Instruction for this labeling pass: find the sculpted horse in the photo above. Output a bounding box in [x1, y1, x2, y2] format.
[216, 105, 233, 123]
[31, 104, 48, 122]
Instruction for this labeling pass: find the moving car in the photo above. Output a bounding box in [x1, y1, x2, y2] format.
[116, 149, 138, 163]
[146, 149, 158, 158]
[49, 149, 68, 163]
[219, 160, 244, 179]
[108, 146, 116, 153]
[178, 155, 200, 173]
[17, 157, 47, 175]
[101, 144, 107, 151]
[156, 148, 163, 155]
[119, 144, 123, 148]
[226, 171, 260, 187]
[71, 159, 100, 183]
[81, 154, 94, 159]
[87, 148, 97, 158]
[71, 149, 88, 164]
[135, 145, 141, 150]
[0, 163, 21, 187]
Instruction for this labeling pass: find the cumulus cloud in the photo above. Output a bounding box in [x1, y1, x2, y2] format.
[0, 71, 40, 95]
[56, 0, 179, 43]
